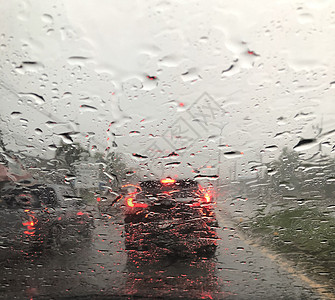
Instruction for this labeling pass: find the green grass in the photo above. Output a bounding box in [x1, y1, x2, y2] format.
[246, 207, 335, 288]
[250, 207, 335, 261]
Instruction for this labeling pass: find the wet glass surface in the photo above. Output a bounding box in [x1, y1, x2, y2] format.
[1, 0, 335, 299]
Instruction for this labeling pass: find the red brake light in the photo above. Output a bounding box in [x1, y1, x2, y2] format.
[125, 197, 148, 208]
[161, 178, 176, 185]
[126, 197, 135, 208]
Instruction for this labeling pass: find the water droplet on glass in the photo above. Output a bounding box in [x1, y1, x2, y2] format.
[41, 14, 53, 23]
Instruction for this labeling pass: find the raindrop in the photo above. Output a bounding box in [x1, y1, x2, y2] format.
[41, 74, 48, 81]
[129, 131, 140, 136]
[48, 144, 57, 150]
[132, 153, 148, 159]
[46, 29, 54, 35]
[293, 139, 317, 151]
[35, 128, 43, 135]
[41, 14, 53, 23]
[223, 151, 244, 158]
[80, 104, 98, 112]
[165, 162, 181, 166]
[221, 65, 234, 74]
[19, 118, 28, 124]
[67, 56, 90, 65]
[297, 13, 314, 24]
[277, 117, 287, 125]
[146, 75, 157, 81]
[58, 133, 74, 144]
[163, 152, 179, 158]
[194, 174, 219, 180]
[62, 92, 72, 99]
[265, 145, 278, 151]
[247, 49, 259, 56]
[16, 62, 44, 73]
[10, 111, 22, 119]
[181, 68, 199, 82]
[19, 93, 45, 105]
[45, 121, 58, 128]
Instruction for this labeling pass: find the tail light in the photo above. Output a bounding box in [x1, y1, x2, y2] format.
[125, 197, 148, 208]
[126, 197, 135, 207]
[161, 178, 176, 185]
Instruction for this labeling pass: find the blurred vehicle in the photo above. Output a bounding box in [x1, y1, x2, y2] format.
[123, 178, 218, 257]
[0, 183, 94, 257]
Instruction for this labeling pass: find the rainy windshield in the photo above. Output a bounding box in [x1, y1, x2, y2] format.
[1, 0, 335, 299]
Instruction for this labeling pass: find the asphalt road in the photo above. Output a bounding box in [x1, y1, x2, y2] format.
[0, 203, 329, 300]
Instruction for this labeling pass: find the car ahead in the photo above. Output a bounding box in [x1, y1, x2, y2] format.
[0, 183, 94, 257]
[123, 178, 218, 257]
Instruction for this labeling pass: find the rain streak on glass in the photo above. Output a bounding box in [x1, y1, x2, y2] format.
[0, 0, 335, 299]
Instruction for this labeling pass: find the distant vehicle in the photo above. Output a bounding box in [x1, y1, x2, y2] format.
[122, 178, 218, 257]
[0, 183, 94, 257]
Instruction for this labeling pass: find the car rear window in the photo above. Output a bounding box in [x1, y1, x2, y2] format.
[140, 179, 199, 194]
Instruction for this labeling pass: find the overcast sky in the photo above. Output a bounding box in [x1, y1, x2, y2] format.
[0, 0, 334, 179]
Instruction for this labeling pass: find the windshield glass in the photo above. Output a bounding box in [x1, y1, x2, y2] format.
[1, 1, 335, 299]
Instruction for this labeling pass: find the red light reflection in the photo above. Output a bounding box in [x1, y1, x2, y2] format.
[22, 218, 36, 235]
[193, 185, 213, 205]
[22, 221, 34, 227]
[204, 192, 211, 203]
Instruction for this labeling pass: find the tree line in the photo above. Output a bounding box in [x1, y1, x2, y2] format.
[266, 147, 335, 199]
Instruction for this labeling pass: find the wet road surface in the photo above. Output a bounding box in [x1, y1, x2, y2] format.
[0, 204, 325, 300]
